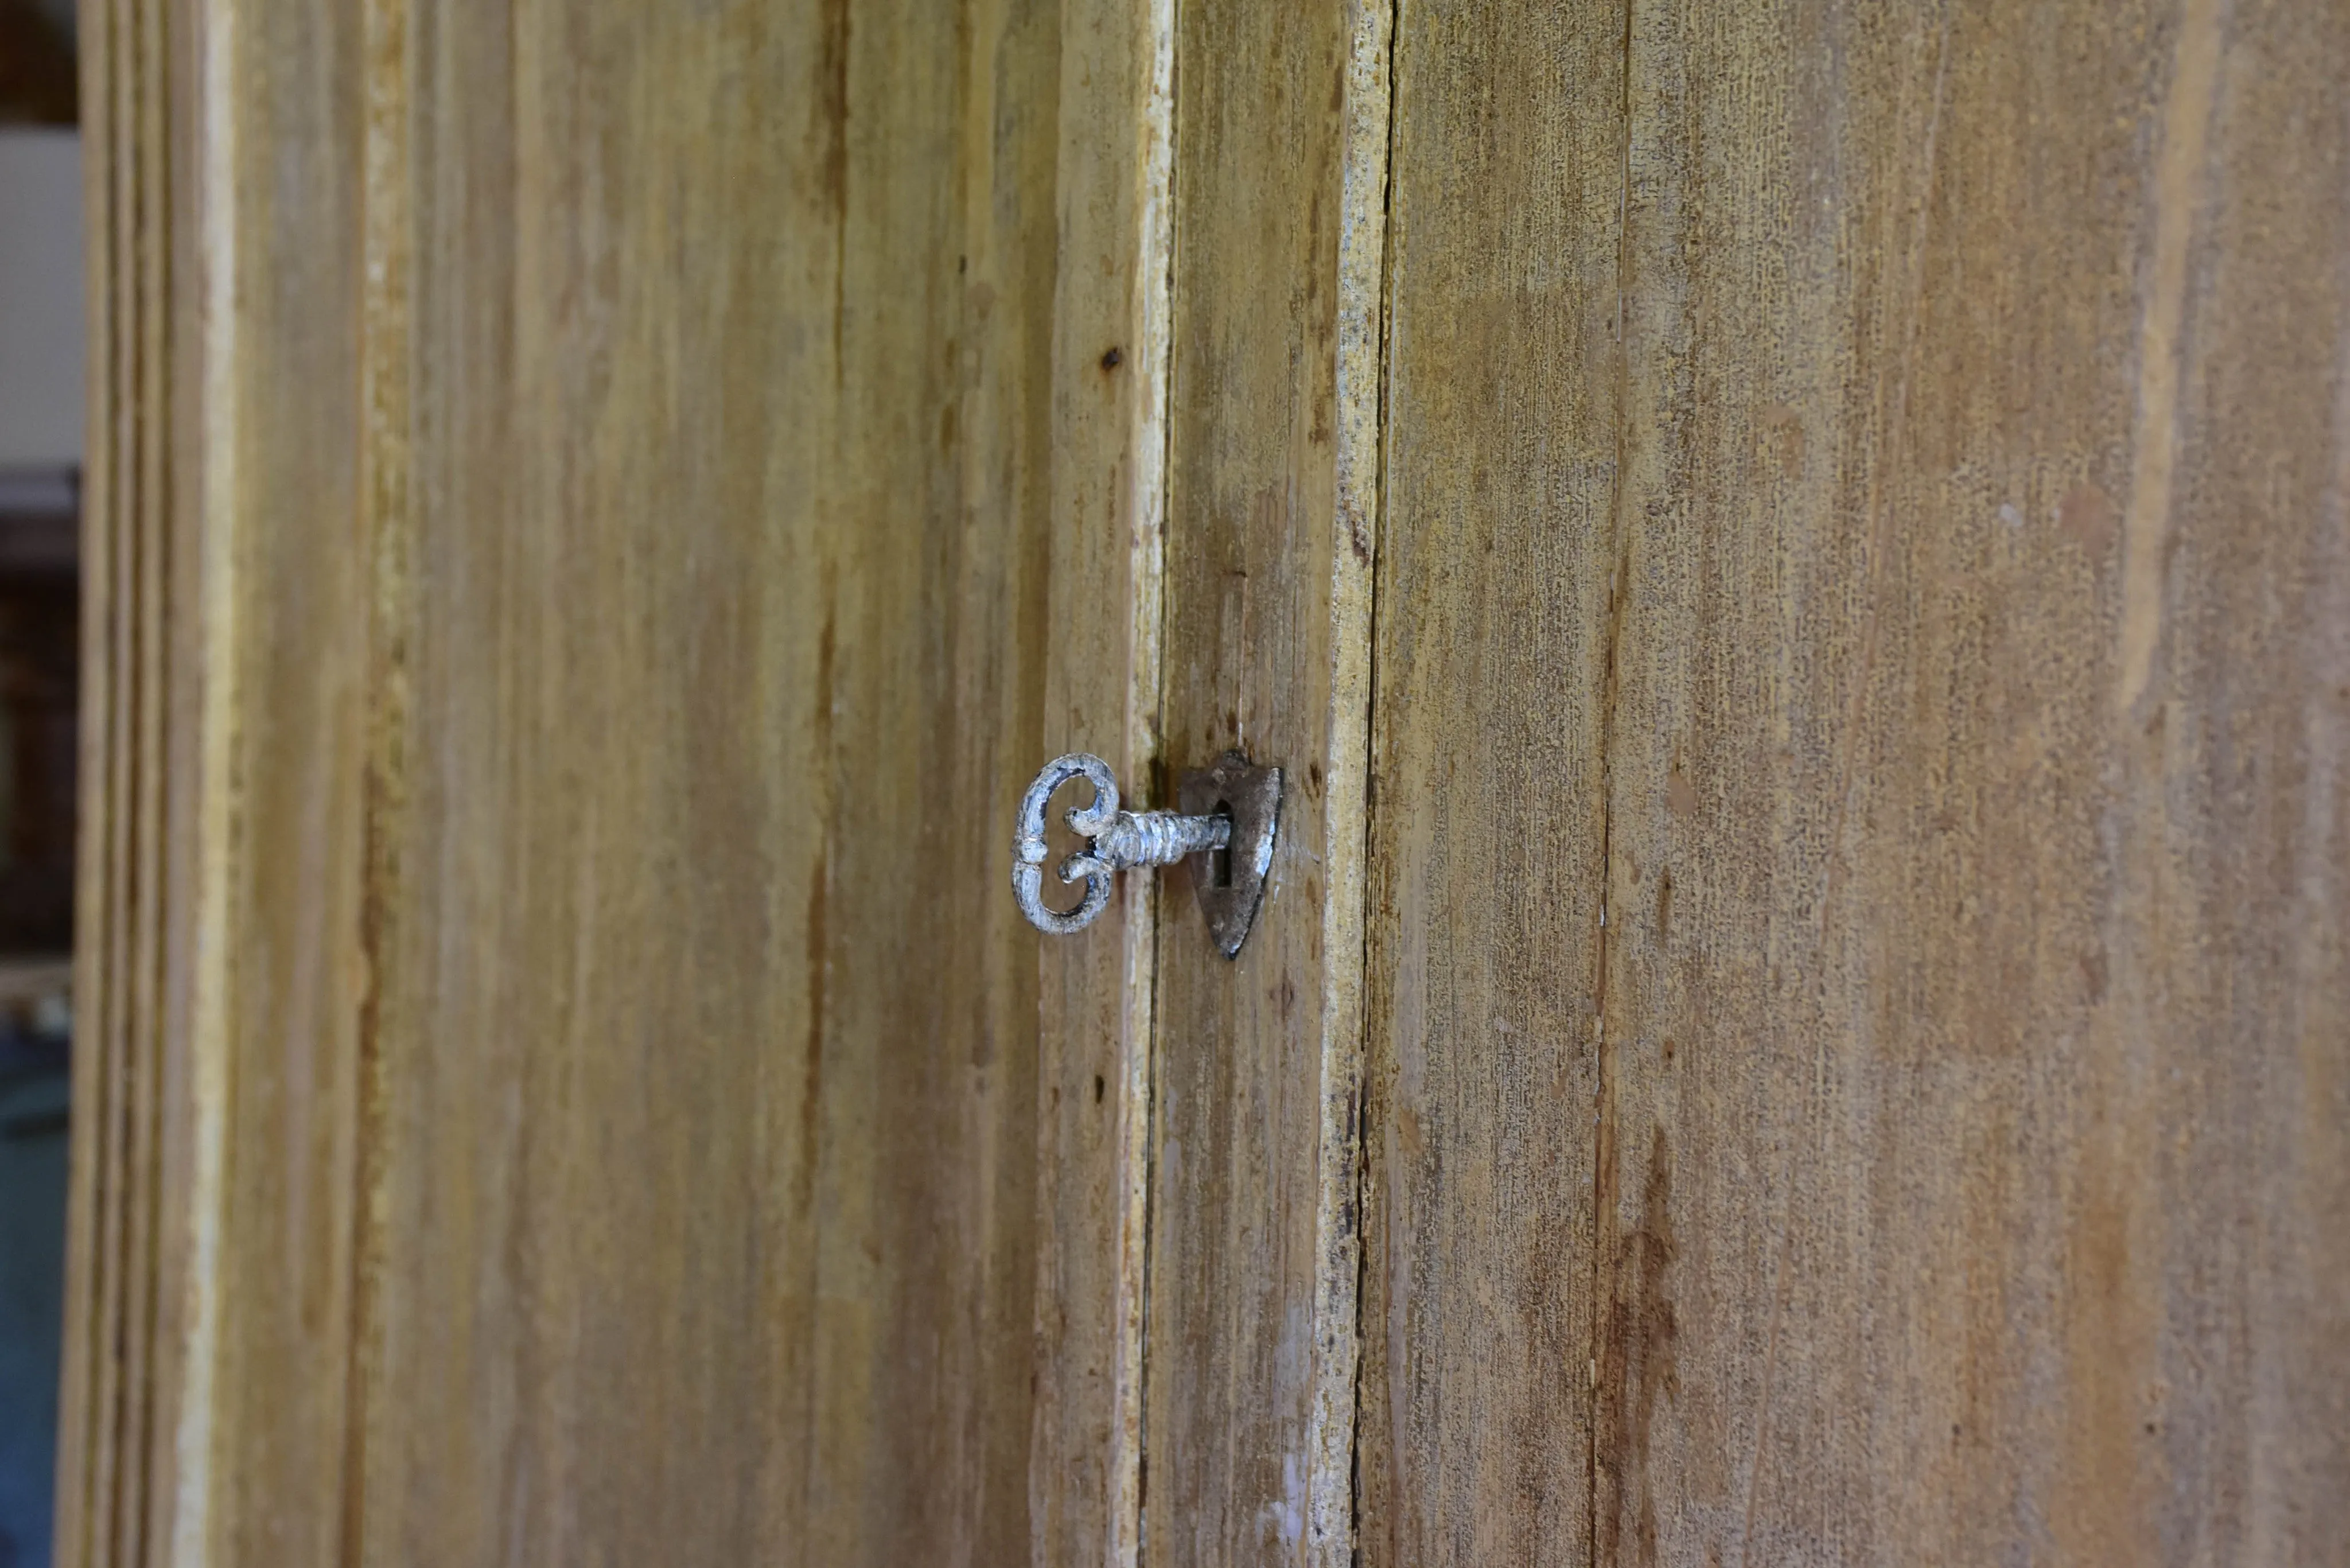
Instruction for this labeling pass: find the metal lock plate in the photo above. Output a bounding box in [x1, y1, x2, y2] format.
[1177, 751, 1282, 960]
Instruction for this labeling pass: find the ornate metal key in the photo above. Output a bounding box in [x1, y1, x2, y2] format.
[1012, 750, 1281, 957]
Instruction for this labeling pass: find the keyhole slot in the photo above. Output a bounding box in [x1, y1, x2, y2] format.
[1209, 801, 1235, 888]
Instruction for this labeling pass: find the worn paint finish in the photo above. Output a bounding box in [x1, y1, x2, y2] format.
[1306, 0, 1392, 1555]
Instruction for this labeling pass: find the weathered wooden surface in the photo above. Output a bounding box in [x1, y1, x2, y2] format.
[57, 1, 203, 1562]
[62, 0, 1157, 1562]
[200, 0, 376, 1557]
[63, 2, 2350, 1565]
[58, 2, 376, 1565]
[350, 1, 1060, 1562]
[1142, 0, 1386, 1562]
[1365, 1, 2350, 1565]
[1030, 0, 1173, 1562]
[1357, 1, 1625, 1562]
[1596, 3, 2350, 1561]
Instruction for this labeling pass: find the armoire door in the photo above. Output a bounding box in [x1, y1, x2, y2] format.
[61, 0, 1168, 1563]
[60, 1, 2348, 1566]
[1355, 5, 2350, 1563]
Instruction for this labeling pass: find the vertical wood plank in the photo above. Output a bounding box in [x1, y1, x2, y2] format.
[56, 0, 147, 1559]
[1356, 2, 1625, 1564]
[64, 0, 1162, 1562]
[1360, 2, 2350, 1565]
[345, 1, 1064, 1563]
[1143, 1, 1387, 1563]
[1595, 2, 2350, 1561]
[1029, 0, 1173, 1561]
[59, 1, 375, 1563]
[198, 0, 372, 1553]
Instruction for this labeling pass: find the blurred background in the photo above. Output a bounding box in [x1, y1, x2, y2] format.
[0, 2, 84, 1563]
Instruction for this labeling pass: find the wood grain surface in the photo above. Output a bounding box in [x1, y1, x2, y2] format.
[1364, 1, 2350, 1565]
[1596, 3, 2350, 1561]
[1142, 0, 1387, 1562]
[1357, 0, 1626, 1561]
[1030, 1, 1173, 1562]
[58, 2, 376, 1564]
[60, 0, 1158, 1562]
[351, 1, 1062, 1562]
[57, 1, 204, 1562]
[59, 2, 2350, 1565]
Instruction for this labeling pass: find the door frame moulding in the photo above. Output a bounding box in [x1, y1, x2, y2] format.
[57, 0, 216, 1562]
[61, 0, 378, 1561]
